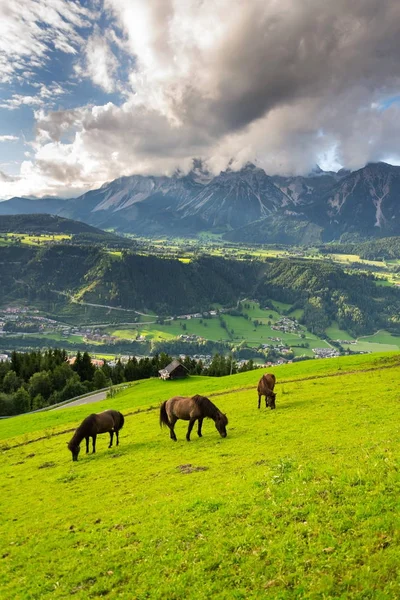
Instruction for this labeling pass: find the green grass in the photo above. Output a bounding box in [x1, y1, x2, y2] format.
[325, 322, 354, 341]
[1, 353, 400, 599]
[2, 233, 71, 246]
[345, 341, 399, 353]
[111, 319, 230, 343]
[109, 302, 331, 350]
[359, 330, 400, 346]
[288, 308, 304, 319]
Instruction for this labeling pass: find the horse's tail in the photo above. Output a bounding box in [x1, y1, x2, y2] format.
[118, 412, 125, 430]
[159, 401, 169, 428]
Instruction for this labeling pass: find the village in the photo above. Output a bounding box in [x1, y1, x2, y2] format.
[0, 304, 370, 367]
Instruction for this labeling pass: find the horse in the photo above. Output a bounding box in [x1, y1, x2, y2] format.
[68, 409, 125, 461]
[257, 373, 276, 409]
[160, 394, 228, 442]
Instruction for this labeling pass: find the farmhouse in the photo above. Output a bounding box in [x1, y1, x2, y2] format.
[158, 359, 188, 380]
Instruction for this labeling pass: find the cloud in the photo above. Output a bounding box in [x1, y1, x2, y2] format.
[0, 0, 92, 84]
[3, 0, 400, 197]
[0, 135, 19, 142]
[0, 170, 18, 183]
[0, 83, 69, 110]
[80, 30, 118, 93]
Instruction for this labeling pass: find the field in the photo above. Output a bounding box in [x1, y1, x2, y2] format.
[107, 302, 330, 353]
[0, 233, 71, 246]
[1, 352, 400, 599]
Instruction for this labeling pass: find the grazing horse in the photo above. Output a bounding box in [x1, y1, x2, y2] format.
[257, 373, 276, 409]
[160, 394, 228, 442]
[68, 409, 125, 461]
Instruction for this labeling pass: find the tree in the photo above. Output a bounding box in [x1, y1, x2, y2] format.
[32, 394, 46, 410]
[51, 362, 74, 391]
[93, 368, 111, 389]
[60, 376, 86, 402]
[13, 387, 30, 415]
[124, 357, 138, 382]
[2, 370, 21, 394]
[28, 371, 52, 402]
[75, 352, 95, 382]
[112, 359, 125, 384]
[0, 393, 13, 416]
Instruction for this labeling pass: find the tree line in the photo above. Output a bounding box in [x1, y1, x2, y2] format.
[0, 349, 257, 417]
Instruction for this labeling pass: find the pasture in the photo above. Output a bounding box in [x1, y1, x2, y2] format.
[108, 301, 331, 351]
[1, 352, 400, 599]
[0, 233, 71, 246]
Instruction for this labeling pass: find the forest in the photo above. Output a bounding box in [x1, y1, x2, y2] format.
[319, 236, 400, 260]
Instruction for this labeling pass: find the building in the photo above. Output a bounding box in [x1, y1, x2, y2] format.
[158, 359, 188, 380]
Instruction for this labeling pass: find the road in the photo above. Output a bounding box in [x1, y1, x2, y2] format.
[53, 390, 108, 410]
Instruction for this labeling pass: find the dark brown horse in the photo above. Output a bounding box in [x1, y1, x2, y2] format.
[257, 373, 276, 409]
[160, 395, 228, 442]
[68, 409, 125, 461]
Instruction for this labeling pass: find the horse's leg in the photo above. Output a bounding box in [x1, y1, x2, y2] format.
[169, 415, 178, 441]
[258, 394, 261, 409]
[197, 418, 204, 437]
[86, 437, 89, 453]
[109, 430, 114, 448]
[115, 429, 119, 446]
[186, 418, 196, 442]
[92, 434, 97, 453]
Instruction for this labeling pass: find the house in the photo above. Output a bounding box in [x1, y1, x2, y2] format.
[158, 359, 188, 380]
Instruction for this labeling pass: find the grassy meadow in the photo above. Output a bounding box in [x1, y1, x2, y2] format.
[107, 302, 331, 353]
[1, 352, 400, 599]
[0, 233, 71, 246]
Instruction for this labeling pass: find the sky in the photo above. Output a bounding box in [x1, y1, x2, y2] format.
[1, 0, 400, 199]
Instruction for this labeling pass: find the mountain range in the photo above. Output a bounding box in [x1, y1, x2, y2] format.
[1, 161, 400, 244]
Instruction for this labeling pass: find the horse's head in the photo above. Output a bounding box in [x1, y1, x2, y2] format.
[268, 391, 277, 410]
[68, 440, 80, 461]
[215, 412, 228, 438]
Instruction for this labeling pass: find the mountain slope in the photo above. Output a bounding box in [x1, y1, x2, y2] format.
[0, 244, 399, 337]
[309, 162, 400, 240]
[2, 162, 400, 241]
[0, 196, 66, 216]
[0, 214, 109, 235]
[177, 163, 291, 230]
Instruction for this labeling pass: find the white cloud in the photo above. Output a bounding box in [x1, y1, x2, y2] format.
[0, 0, 92, 84]
[2, 0, 400, 198]
[0, 83, 69, 110]
[82, 30, 118, 93]
[0, 135, 19, 142]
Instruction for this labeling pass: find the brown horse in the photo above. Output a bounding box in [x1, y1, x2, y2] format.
[68, 409, 125, 461]
[257, 373, 276, 409]
[160, 395, 228, 442]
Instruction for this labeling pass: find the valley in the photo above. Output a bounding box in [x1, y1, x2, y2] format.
[0, 215, 399, 363]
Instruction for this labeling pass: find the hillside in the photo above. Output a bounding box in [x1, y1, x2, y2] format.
[0, 214, 108, 235]
[2, 162, 400, 242]
[0, 245, 399, 337]
[1, 353, 400, 599]
[320, 236, 400, 260]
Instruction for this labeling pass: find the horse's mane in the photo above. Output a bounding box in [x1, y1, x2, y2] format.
[69, 414, 97, 448]
[192, 395, 228, 424]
